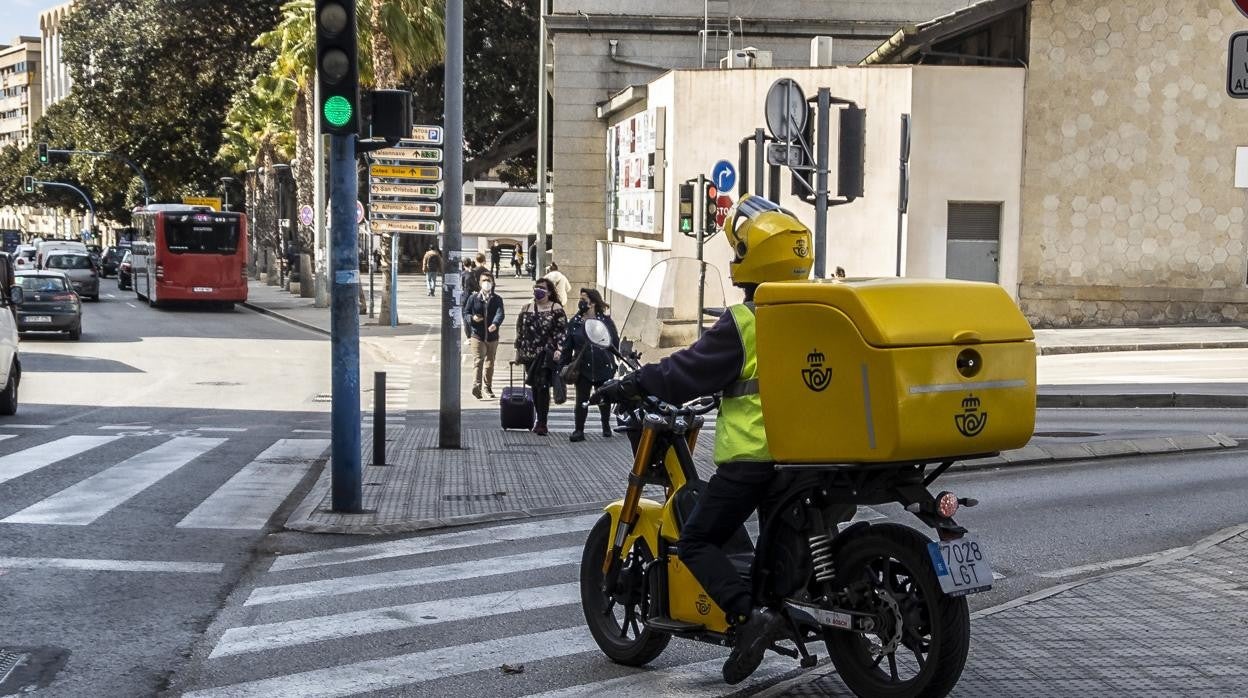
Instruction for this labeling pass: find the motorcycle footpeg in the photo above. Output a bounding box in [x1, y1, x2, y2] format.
[799, 653, 819, 668]
[768, 643, 798, 659]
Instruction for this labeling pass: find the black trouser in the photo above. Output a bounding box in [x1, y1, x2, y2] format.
[678, 461, 778, 622]
[573, 376, 610, 433]
[534, 386, 550, 425]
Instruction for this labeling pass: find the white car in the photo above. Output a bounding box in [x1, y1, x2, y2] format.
[0, 252, 23, 414]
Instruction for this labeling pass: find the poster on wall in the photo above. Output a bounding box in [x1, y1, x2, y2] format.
[608, 108, 663, 235]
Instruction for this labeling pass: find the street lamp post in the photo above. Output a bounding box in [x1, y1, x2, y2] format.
[219, 176, 238, 212]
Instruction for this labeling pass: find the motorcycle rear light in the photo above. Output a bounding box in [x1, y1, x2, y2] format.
[936, 491, 959, 519]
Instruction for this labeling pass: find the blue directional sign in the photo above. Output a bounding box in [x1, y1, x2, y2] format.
[712, 160, 736, 193]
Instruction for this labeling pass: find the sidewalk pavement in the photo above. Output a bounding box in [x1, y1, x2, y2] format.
[239, 274, 1247, 534]
[767, 521, 1248, 697]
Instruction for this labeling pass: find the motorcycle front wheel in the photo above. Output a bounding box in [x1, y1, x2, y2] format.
[579, 514, 670, 666]
[823, 523, 970, 698]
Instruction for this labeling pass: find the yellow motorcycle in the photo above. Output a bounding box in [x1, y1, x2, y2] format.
[578, 318, 995, 697]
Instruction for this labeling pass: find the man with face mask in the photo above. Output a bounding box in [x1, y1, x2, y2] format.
[463, 272, 505, 399]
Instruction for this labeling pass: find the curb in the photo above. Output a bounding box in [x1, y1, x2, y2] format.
[1038, 393, 1248, 408]
[1039, 340, 1248, 355]
[283, 433, 1238, 536]
[240, 301, 329, 337]
[760, 520, 1248, 696]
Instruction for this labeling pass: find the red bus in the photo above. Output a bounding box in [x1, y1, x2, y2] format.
[131, 204, 248, 307]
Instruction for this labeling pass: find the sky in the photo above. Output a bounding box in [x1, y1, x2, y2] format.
[0, 0, 63, 42]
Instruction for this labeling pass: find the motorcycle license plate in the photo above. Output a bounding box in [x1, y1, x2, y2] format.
[927, 534, 993, 597]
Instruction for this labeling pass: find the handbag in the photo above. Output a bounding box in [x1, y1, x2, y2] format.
[553, 370, 568, 404]
[559, 344, 586, 383]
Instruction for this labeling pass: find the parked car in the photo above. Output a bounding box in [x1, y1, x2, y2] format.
[100, 246, 122, 277]
[15, 270, 81, 340]
[43, 252, 99, 301]
[0, 255, 21, 413]
[117, 250, 133, 290]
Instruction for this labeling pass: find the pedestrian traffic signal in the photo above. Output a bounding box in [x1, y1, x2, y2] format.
[37, 142, 48, 164]
[679, 183, 695, 234]
[22, 176, 34, 194]
[315, 0, 359, 134]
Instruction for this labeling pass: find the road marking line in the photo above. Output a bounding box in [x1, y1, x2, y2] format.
[0, 435, 14, 444]
[1036, 547, 1186, 579]
[185, 627, 598, 698]
[0, 556, 223, 574]
[270, 513, 601, 571]
[523, 655, 793, 698]
[0, 435, 121, 486]
[177, 439, 330, 530]
[0, 424, 53, 429]
[246, 546, 582, 606]
[291, 429, 331, 434]
[99, 425, 151, 430]
[126, 302, 136, 308]
[195, 427, 248, 433]
[3, 437, 226, 525]
[211, 582, 580, 658]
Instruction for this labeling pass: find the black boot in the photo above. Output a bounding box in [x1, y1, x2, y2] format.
[722, 608, 785, 685]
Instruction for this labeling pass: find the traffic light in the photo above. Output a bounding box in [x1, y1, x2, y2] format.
[22, 176, 34, 194]
[703, 182, 718, 234]
[37, 142, 48, 164]
[315, 0, 360, 134]
[678, 183, 694, 235]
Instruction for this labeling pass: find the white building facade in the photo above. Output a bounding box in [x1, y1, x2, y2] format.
[39, 1, 74, 113]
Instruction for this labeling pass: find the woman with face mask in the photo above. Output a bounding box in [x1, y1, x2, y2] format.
[558, 288, 619, 442]
[514, 277, 566, 434]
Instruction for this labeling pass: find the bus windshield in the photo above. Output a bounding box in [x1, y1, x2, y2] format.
[164, 216, 239, 254]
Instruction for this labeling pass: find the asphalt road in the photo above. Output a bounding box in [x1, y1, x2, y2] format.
[172, 445, 1248, 697]
[0, 276, 354, 697]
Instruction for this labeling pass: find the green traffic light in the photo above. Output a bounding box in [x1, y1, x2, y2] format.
[323, 95, 353, 128]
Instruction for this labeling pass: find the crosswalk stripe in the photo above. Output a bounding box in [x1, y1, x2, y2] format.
[177, 439, 330, 531]
[211, 582, 581, 658]
[0, 424, 53, 429]
[270, 513, 601, 571]
[0, 556, 224, 574]
[0, 435, 13, 445]
[521, 654, 795, 698]
[246, 545, 582, 606]
[0, 435, 120, 486]
[2, 437, 226, 525]
[186, 626, 598, 698]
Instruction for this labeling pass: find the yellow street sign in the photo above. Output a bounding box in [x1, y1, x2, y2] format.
[370, 219, 439, 234]
[369, 164, 442, 181]
[182, 196, 222, 211]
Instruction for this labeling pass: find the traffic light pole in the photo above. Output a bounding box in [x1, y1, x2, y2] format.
[440, 0, 464, 449]
[46, 148, 151, 205]
[329, 133, 362, 512]
[30, 180, 95, 233]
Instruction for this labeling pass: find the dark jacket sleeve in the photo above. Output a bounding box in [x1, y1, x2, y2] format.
[490, 295, 505, 327]
[635, 311, 743, 405]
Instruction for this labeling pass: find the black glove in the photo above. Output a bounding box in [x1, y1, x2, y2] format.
[590, 372, 644, 405]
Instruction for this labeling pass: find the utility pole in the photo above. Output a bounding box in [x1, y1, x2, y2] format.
[440, 0, 464, 449]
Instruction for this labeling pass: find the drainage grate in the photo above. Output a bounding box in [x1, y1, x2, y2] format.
[0, 650, 27, 685]
[443, 493, 507, 501]
[1033, 431, 1101, 438]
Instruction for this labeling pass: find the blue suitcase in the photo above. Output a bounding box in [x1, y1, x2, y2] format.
[501, 361, 535, 430]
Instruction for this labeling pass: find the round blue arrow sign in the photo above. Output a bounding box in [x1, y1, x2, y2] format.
[712, 160, 736, 194]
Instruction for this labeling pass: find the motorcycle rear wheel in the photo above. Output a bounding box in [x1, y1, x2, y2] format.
[823, 523, 970, 698]
[579, 514, 671, 666]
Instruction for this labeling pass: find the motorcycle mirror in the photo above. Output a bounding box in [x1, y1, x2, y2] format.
[585, 318, 612, 348]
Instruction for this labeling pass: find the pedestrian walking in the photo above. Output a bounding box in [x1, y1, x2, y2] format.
[513, 249, 523, 277]
[558, 288, 619, 442]
[422, 245, 442, 296]
[514, 277, 566, 435]
[462, 259, 479, 294]
[471, 252, 489, 292]
[464, 272, 504, 399]
[543, 262, 572, 307]
[490, 244, 502, 277]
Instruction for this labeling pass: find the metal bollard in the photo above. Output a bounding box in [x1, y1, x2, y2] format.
[373, 371, 386, 466]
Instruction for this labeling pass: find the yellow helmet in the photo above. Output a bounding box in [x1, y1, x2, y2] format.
[724, 195, 814, 286]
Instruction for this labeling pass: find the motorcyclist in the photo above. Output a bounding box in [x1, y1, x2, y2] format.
[593, 195, 813, 684]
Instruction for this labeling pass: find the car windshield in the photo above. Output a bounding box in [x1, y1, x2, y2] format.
[17, 250, 34, 260]
[19, 276, 67, 292]
[47, 255, 92, 270]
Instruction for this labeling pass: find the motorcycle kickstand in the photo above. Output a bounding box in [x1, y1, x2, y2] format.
[780, 614, 819, 669]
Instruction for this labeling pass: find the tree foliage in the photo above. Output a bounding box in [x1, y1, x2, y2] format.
[13, 0, 282, 222]
[406, 0, 538, 185]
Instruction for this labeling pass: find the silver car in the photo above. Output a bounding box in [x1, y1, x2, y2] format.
[43, 252, 99, 301]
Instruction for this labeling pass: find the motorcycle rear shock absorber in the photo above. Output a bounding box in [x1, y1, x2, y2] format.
[808, 532, 836, 583]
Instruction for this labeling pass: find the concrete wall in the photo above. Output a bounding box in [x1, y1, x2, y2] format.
[908, 66, 1026, 294]
[1019, 0, 1248, 326]
[552, 0, 973, 22]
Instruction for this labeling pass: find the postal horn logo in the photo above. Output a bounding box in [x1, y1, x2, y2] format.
[801, 348, 832, 392]
[793, 237, 810, 258]
[954, 393, 988, 438]
[696, 594, 711, 615]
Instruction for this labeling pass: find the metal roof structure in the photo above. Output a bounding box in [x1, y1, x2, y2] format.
[859, 0, 1030, 66]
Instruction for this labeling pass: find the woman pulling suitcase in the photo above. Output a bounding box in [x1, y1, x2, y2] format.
[513, 278, 566, 435]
